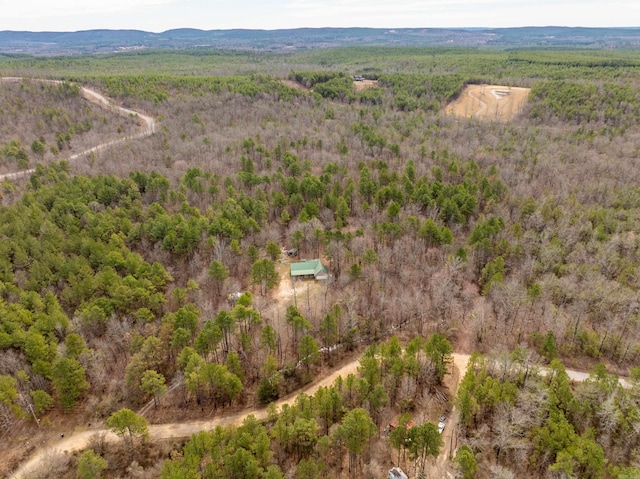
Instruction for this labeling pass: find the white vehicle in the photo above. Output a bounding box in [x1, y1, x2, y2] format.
[438, 415, 446, 434]
[388, 467, 408, 479]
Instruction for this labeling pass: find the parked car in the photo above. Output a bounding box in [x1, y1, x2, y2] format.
[389, 467, 408, 479]
[438, 415, 447, 434]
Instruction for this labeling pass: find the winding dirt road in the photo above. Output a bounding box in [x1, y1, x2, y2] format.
[0, 77, 157, 182]
[0, 77, 157, 478]
[9, 346, 633, 479]
[9, 354, 361, 479]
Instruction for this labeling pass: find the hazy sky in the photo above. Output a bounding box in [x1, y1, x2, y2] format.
[1, 0, 638, 32]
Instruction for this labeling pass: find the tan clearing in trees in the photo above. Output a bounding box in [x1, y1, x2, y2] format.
[444, 84, 530, 121]
[353, 79, 378, 91]
[280, 79, 378, 92]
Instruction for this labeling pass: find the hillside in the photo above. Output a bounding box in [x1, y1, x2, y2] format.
[2, 49, 640, 478]
[0, 78, 145, 177]
[1, 26, 640, 55]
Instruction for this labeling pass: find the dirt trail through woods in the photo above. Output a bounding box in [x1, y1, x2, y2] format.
[8, 345, 633, 479]
[435, 353, 470, 478]
[0, 77, 157, 181]
[9, 354, 361, 479]
[10, 353, 469, 478]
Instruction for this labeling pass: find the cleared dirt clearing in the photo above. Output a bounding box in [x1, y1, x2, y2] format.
[354, 79, 378, 91]
[444, 84, 530, 121]
[280, 79, 378, 92]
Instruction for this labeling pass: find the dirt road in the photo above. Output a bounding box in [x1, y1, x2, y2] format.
[0, 77, 157, 182]
[9, 353, 361, 479]
[434, 353, 469, 478]
[433, 354, 632, 478]
[9, 346, 632, 479]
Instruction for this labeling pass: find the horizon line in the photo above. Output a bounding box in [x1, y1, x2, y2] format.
[2, 25, 640, 35]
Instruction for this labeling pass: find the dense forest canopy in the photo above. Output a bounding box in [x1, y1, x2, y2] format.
[2, 46, 640, 478]
[3, 47, 640, 81]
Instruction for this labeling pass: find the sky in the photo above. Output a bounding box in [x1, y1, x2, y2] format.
[0, 0, 639, 33]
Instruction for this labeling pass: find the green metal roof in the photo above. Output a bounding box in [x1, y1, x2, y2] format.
[290, 259, 327, 277]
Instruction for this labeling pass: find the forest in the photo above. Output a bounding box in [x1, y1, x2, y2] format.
[1, 46, 640, 478]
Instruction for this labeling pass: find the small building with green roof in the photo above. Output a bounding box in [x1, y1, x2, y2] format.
[290, 259, 329, 280]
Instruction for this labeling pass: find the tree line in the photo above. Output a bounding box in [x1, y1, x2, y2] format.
[455, 350, 640, 478]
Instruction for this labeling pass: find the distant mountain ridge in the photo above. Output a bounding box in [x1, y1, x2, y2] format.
[1, 26, 640, 55]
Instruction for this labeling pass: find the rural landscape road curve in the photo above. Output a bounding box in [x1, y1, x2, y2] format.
[0, 77, 157, 182]
[11, 349, 627, 479]
[9, 353, 362, 479]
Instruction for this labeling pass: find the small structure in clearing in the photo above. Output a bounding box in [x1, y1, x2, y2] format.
[389, 417, 415, 430]
[492, 89, 511, 98]
[290, 259, 328, 280]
